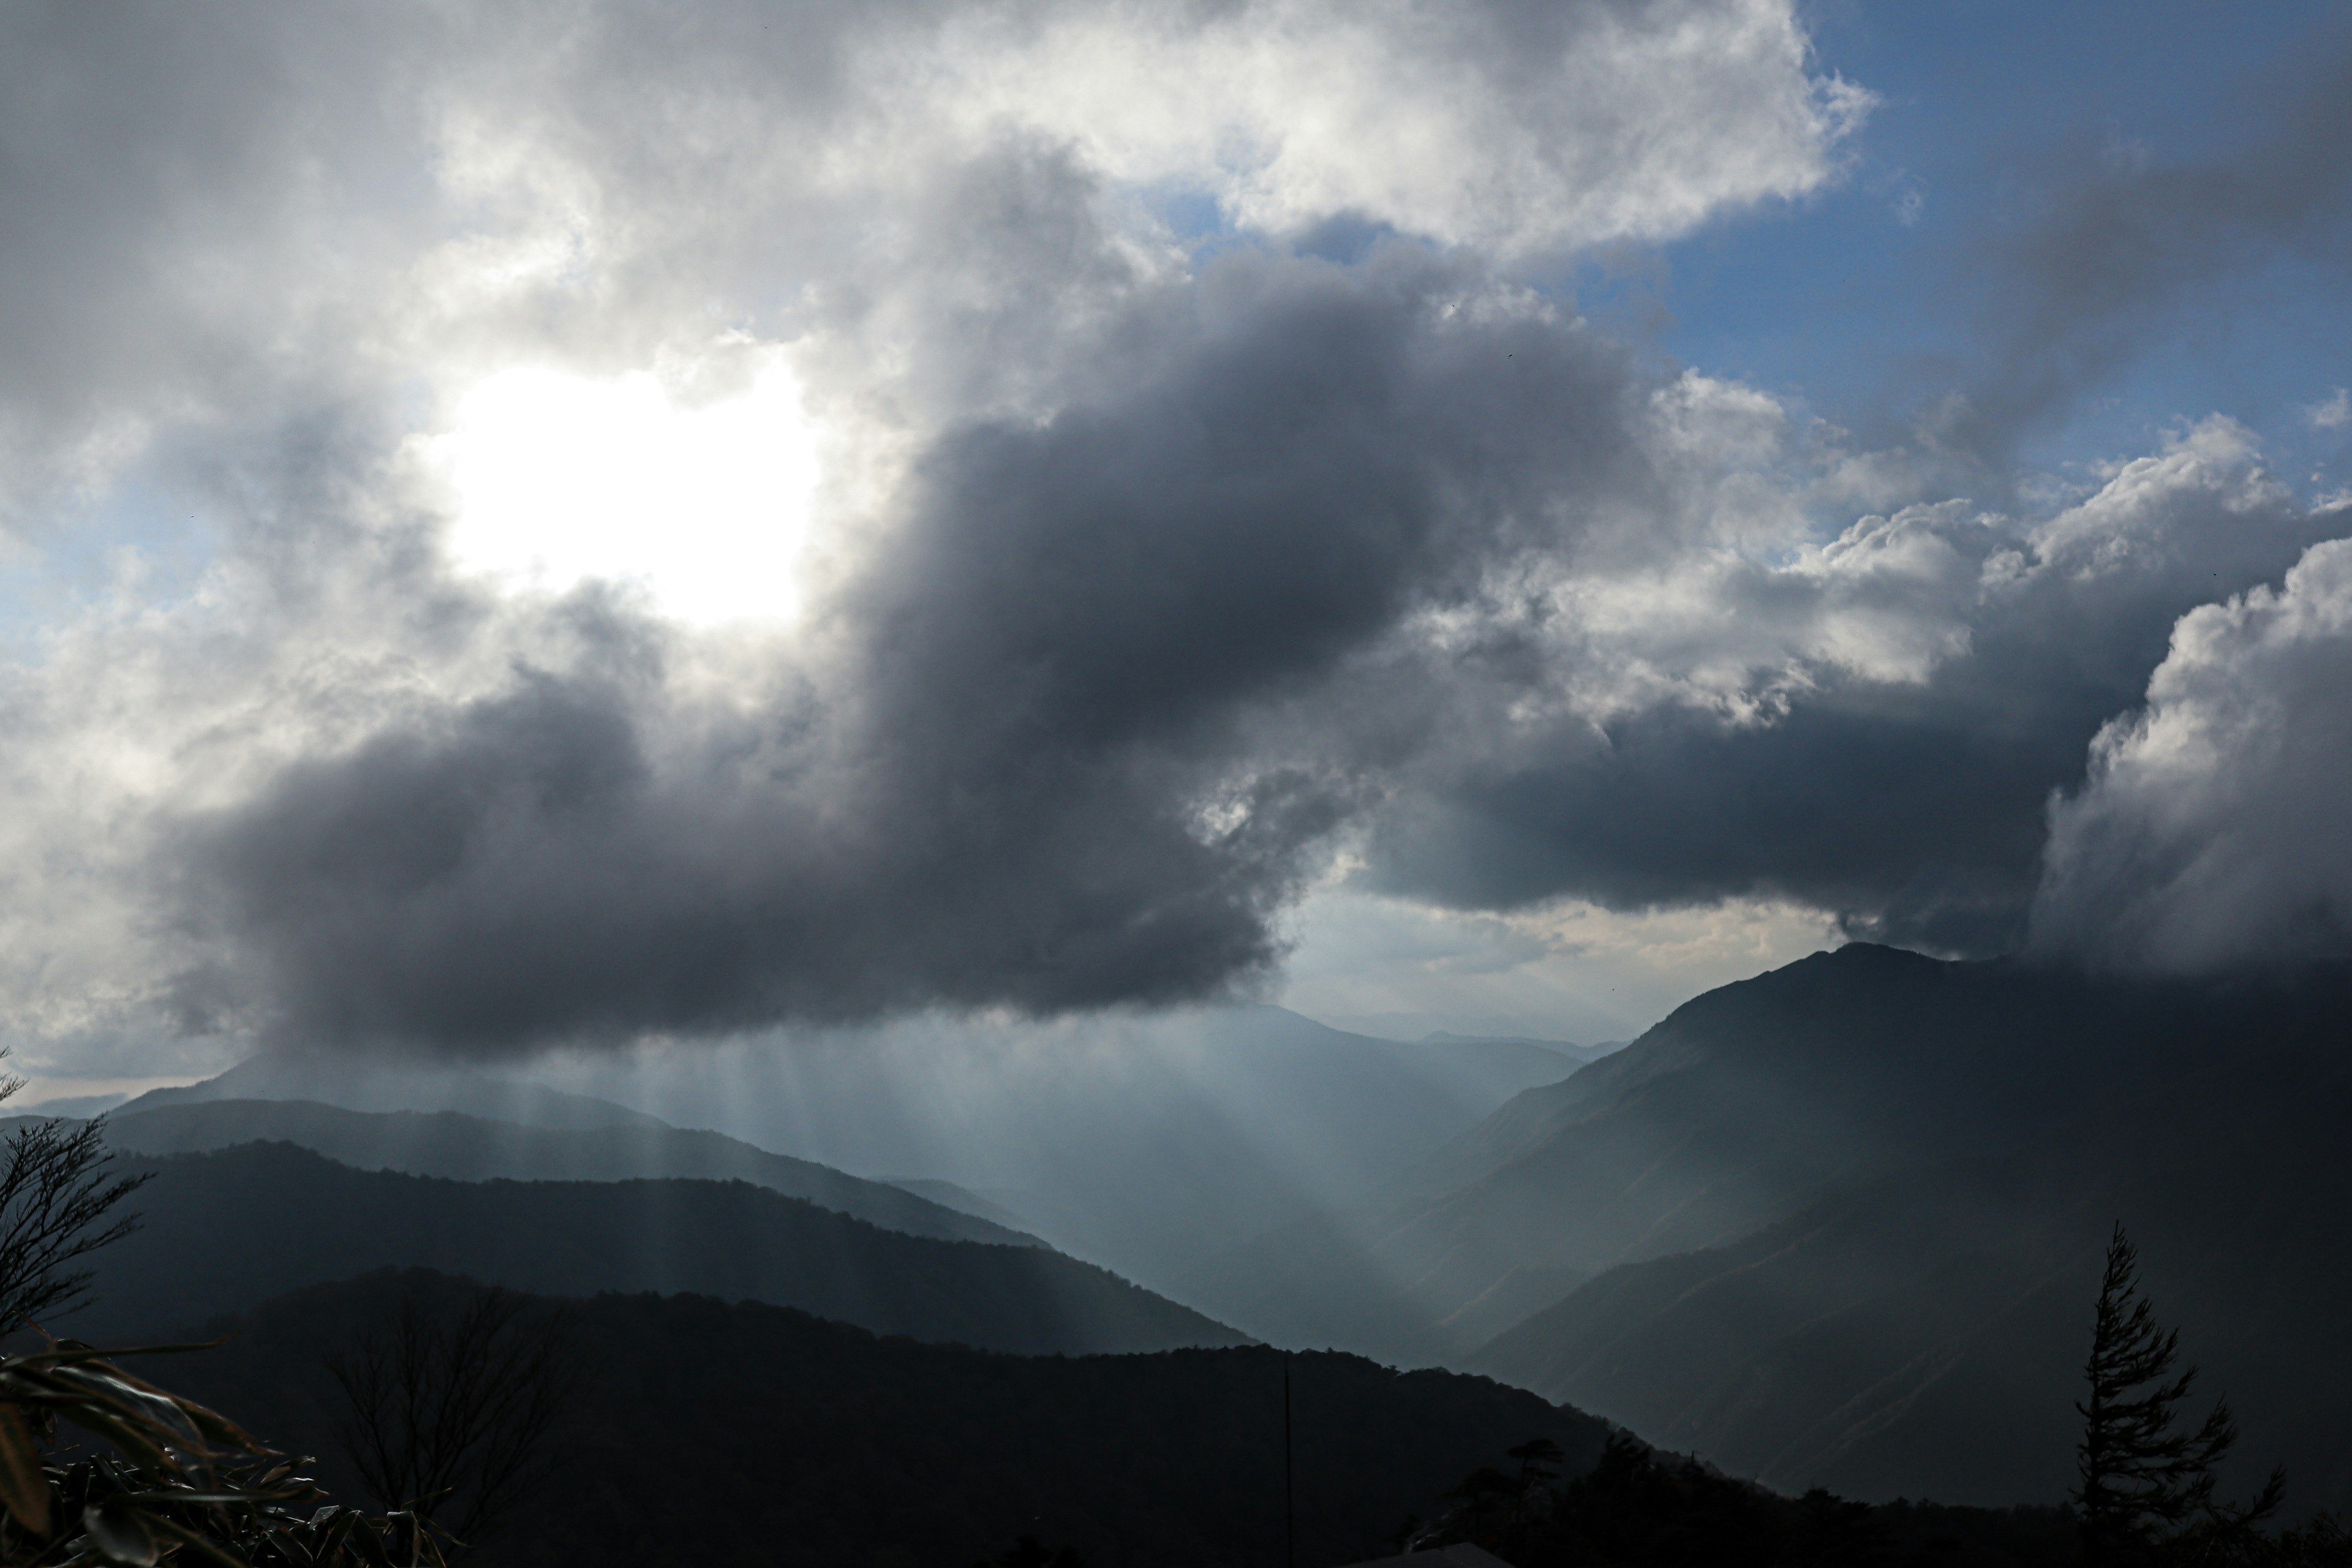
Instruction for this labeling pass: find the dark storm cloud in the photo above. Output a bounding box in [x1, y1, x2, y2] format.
[173, 252, 1654, 1051]
[1370, 693, 2078, 956]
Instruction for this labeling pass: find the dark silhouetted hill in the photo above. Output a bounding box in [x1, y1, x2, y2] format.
[1470, 1006, 2352, 1508]
[151, 1269, 1614, 1568]
[1389, 946, 2352, 1507]
[1209, 947, 2346, 1358]
[82, 1096, 1036, 1246]
[75, 1142, 1243, 1356]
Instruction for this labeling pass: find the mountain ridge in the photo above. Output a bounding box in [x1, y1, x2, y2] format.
[1454, 948, 2352, 1506]
[74, 1142, 1244, 1357]
[66, 1095, 1038, 1248]
[152, 1268, 1611, 1568]
[116, 1050, 666, 1130]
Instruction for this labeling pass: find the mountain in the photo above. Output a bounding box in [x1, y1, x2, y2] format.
[75, 1142, 1243, 1356]
[1421, 946, 2352, 1507]
[1196, 946, 2289, 1360]
[148, 1268, 1614, 1568]
[119, 1049, 664, 1130]
[17, 1091, 129, 1117]
[81, 1096, 1036, 1247]
[1419, 1032, 1626, 1071]
[880, 1175, 1037, 1233]
[1469, 993, 2352, 1509]
[513, 1004, 1586, 1316]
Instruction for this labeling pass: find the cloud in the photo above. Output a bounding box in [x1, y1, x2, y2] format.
[0, 0, 1868, 1060]
[1358, 419, 2332, 956]
[921, 0, 1870, 255]
[0, 5, 438, 513]
[2031, 529, 2352, 972]
[156, 252, 1672, 1052]
[1275, 884, 1838, 1042]
[1, 0, 2347, 1065]
[2311, 388, 2352, 431]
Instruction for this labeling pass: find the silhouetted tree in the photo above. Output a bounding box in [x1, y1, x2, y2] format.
[0, 1056, 147, 1327]
[2075, 1223, 2280, 1564]
[326, 1283, 580, 1551]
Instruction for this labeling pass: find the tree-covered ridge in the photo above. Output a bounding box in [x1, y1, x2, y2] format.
[151, 1270, 1613, 1568]
[75, 1143, 1243, 1356]
[1452, 949, 2352, 1506]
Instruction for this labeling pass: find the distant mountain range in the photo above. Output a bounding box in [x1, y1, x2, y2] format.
[75, 1095, 1038, 1247]
[18, 1011, 1597, 1371]
[103, 1008, 1593, 1330]
[117, 1048, 673, 1129]
[153, 1269, 1613, 1568]
[1240, 944, 2352, 1508]
[43, 949, 2342, 1515]
[70, 1140, 1242, 1356]
[508, 1004, 1593, 1313]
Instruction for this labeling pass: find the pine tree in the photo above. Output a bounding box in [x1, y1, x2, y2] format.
[2075, 1223, 2278, 1564]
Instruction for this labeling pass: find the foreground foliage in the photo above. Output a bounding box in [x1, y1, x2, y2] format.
[0, 1338, 443, 1567]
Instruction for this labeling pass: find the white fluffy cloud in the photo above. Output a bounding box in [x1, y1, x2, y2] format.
[923, 0, 1868, 255]
[2032, 523, 2352, 971]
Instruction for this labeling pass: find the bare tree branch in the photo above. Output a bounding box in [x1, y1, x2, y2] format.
[0, 1055, 148, 1328]
[327, 1281, 582, 1551]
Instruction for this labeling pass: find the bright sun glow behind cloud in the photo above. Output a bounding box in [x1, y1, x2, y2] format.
[428, 350, 821, 626]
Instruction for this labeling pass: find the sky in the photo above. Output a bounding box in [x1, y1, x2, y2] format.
[2, 0, 2349, 1092]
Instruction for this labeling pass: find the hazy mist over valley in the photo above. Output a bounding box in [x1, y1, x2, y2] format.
[1, 2, 2350, 1564]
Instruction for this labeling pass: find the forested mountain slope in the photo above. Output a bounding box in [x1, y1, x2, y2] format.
[1207, 946, 2350, 1364]
[76, 1143, 1242, 1355]
[153, 1270, 1613, 1568]
[1471, 1012, 2352, 1508]
[83, 1096, 1036, 1246]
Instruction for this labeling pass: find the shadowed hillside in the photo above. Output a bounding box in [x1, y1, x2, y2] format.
[1212, 948, 2348, 1355]
[74, 1142, 1243, 1356]
[153, 1270, 1614, 1568]
[1170, 946, 2352, 1511]
[1470, 1014, 2352, 1507]
[76, 1096, 1038, 1246]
